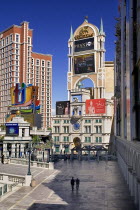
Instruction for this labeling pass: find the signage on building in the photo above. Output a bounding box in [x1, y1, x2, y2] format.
[10, 83, 40, 114]
[86, 99, 106, 114]
[5, 123, 19, 136]
[74, 37, 94, 52]
[74, 26, 94, 40]
[56, 101, 70, 115]
[74, 54, 95, 74]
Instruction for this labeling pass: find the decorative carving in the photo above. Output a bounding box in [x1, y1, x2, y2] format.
[98, 73, 104, 80]
[74, 26, 94, 40]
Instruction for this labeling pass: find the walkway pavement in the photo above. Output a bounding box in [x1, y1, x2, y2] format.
[0, 160, 136, 210]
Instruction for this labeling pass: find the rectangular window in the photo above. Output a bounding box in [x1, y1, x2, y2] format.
[36, 59, 40, 65]
[63, 136, 69, 142]
[16, 34, 20, 43]
[6, 37, 8, 45]
[47, 61, 50, 67]
[63, 126, 69, 133]
[95, 126, 102, 133]
[28, 37, 31, 44]
[65, 147, 69, 153]
[54, 136, 59, 142]
[55, 147, 59, 153]
[54, 126, 60, 133]
[85, 126, 91, 133]
[64, 120, 69, 123]
[85, 119, 91, 123]
[54, 120, 60, 123]
[10, 35, 13, 43]
[85, 137, 91, 142]
[42, 60, 45, 66]
[95, 119, 102, 123]
[96, 137, 102, 143]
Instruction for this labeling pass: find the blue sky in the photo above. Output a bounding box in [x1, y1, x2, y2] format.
[0, 0, 119, 110]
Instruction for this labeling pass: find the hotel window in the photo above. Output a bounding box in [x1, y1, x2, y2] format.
[63, 126, 69, 133]
[95, 126, 102, 133]
[54, 120, 60, 123]
[85, 126, 91, 133]
[54, 126, 60, 133]
[32, 59, 34, 65]
[63, 136, 69, 142]
[55, 146, 60, 153]
[6, 37, 8, 45]
[95, 119, 102, 123]
[54, 136, 59, 142]
[85, 119, 91, 123]
[28, 37, 31, 44]
[85, 137, 91, 143]
[95, 137, 102, 143]
[16, 49, 19, 54]
[47, 61, 50, 67]
[42, 60, 45, 66]
[2, 39, 5, 47]
[16, 34, 20, 43]
[36, 59, 40, 65]
[64, 120, 69, 123]
[10, 35, 13, 43]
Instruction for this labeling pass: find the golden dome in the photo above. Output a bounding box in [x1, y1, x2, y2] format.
[16, 110, 21, 115]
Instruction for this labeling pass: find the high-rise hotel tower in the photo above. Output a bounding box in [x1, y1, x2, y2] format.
[0, 21, 52, 128]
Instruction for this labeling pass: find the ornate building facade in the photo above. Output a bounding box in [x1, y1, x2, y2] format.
[114, 0, 140, 208]
[52, 18, 114, 154]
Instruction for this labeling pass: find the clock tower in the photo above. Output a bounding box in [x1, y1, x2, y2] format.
[67, 17, 106, 100]
[52, 17, 114, 156]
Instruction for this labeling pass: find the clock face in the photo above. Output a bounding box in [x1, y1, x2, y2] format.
[73, 122, 80, 130]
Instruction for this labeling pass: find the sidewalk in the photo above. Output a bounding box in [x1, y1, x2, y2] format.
[0, 160, 136, 210]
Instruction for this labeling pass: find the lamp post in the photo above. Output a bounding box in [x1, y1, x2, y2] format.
[50, 138, 53, 162]
[27, 140, 31, 175]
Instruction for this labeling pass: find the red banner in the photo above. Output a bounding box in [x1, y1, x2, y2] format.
[86, 99, 106, 114]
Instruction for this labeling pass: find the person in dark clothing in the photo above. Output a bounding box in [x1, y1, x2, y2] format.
[71, 177, 75, 191]
[1, 154, 4, 164]
[76, 178, 80, 190]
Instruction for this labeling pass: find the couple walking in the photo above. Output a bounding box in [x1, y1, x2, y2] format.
[71, 177, 80, 191]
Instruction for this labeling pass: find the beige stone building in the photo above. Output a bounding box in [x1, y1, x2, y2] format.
[52, 18, 114, 155]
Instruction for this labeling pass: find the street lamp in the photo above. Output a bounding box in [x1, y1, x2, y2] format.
[27, 140, 31, 175]
[50, 138, 53, 162]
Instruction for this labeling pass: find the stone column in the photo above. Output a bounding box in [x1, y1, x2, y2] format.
[11, 144, 16, 158]
[3, 143, 7, 157]
[16, 144, 19, 158]
[20, 144, 24, 158]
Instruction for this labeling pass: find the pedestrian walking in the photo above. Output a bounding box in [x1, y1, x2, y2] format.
[71, 177, 75, 191]
[76, 178, 80, 190]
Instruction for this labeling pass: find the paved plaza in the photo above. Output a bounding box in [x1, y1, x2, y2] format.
[0, 160, 136, 210]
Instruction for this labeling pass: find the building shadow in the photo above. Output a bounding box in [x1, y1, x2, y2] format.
[28, 160, 137, 210]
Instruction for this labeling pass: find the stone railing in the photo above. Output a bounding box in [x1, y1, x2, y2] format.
[115, 136, 140, 209]
[0, 173, 25, 186]
[6, 158, 54, 169]
[0, 172, 33, 187]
